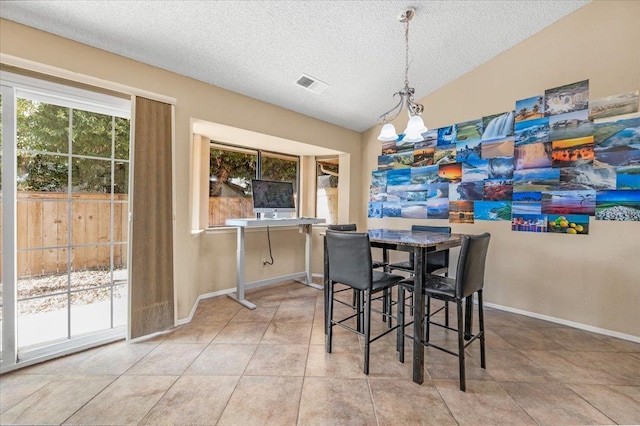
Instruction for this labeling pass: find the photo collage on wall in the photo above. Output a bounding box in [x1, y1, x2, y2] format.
[369, 80, 640, 235]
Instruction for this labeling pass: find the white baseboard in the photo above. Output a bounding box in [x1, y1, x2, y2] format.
[176, 288, 235, 325]
[483, 301, 640, 343]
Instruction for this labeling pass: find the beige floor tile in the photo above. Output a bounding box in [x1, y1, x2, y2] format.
[597, 335, 640, 352]
[567, 384, 640, 425]
[0, 373, 56, 413]
[571, 351, 640, 384]
[369, 378, 457, 425]
[244, 344, 308, 376]
[501, 381, 614, 425]
[538, 327, 619, 352]
[72, 341, 159, 375]
[125, 343, 206, 375]
[272, 297, 316, 323]
[261, 322, 312, 344]
[64, 375, 177, 425]
[161, 320, 226, 344]
[194, 303, 242, 323]
[212, 322, 269, 344]
[298, 377, 377, 425]
[493, 327, 566, 350]
[229, 305, 278, 323]
[15, 346, 99, 375]
[522, 349, 629, 385]
[183, 343, 256, 376]
[434, 379, 537, 425]
[1, 375, 116, 425]
[305, 344, 366, 378]
[139, 375, 240, 425]
[217, 376, 303, 425]
[480, 348, 557, 383]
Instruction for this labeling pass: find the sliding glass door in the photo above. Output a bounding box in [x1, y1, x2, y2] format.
[1, 72, 130, 371]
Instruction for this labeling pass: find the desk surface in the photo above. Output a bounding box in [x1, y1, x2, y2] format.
[367, 228, 464, 248]
[225, 217, 325, 227]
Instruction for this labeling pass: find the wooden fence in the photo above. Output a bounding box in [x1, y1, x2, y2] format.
[209, 196, 253, 226]
[1, 192, 128, 277]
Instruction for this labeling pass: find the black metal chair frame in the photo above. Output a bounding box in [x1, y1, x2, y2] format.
[397, 232, 490, 391]
[387, 225, 452, 325]
[325, 230, 403, 374]
[326, 224, 391, 329]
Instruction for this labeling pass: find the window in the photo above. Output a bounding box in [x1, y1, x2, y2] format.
[316, 157, 339, 224]
[208, 142, 299, 226]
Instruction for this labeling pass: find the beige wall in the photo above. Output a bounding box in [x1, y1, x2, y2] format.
[363, 0, 640, 338]
[0, 19, 361, 320]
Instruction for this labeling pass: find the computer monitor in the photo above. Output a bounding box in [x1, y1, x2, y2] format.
[251, 179, 296, 218]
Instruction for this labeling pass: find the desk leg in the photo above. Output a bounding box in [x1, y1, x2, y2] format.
[302, 224, 322, 290]
[412, 247, 425, 384]
[227, 226, 257, 309]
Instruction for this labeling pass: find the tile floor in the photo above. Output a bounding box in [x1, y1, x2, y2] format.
[1, 280, 639, 425]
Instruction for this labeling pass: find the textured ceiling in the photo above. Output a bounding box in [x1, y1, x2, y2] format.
[1, 0, 590, 132]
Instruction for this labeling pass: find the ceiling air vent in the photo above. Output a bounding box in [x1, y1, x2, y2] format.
[295, 74, 329, 94]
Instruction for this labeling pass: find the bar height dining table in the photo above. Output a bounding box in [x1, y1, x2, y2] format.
[367, 228, 464, 384]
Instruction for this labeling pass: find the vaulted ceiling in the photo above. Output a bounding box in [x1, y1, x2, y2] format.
[1, 1, 590, 132]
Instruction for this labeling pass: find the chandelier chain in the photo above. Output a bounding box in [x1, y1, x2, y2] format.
[404, 18, 410, 89]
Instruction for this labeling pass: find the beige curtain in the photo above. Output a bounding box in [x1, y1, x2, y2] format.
[129, 96, 174, 339]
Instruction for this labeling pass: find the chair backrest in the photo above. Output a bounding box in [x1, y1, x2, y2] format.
[410, 225, 451, 269]
[325, 230, 372, 291]
[455, 232, 491, 298]
[327, 224, 357, 232]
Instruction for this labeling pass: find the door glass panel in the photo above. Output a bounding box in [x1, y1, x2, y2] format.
[17, 99, 69, 154]
[17, 294, 68, 349]
[72, 110, 112, 158]
[71, 245, 110, 290]
[70, 290, 110, 337]
[114, 117, 130, 160]
[114, 161, 128, 194]
[71, 158, 111, 193]
[114, 203, 128, 244]
[17, 153, 68, 193]
[17, 248, 69, 297]
[16, 200, 69, 249]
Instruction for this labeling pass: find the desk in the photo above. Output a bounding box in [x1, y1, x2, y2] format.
[225, 217, 325, 309]
[368, 228, 464, 384]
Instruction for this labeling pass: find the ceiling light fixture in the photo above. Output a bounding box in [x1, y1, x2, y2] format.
[377, 7, 428, 143]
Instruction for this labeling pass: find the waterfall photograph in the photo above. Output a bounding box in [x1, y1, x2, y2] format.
[482, 111, 514, 140]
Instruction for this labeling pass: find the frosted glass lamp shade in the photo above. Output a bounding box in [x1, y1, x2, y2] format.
[377, 123, 398, 141]
[404, 115, 428, 137]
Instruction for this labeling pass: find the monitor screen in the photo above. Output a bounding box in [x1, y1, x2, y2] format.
[251, 179, 296, 214]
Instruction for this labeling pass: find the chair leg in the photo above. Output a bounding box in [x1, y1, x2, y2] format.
[457, 299, 466, 392]
[424, 295, 431, 343]
[478, 290, 486, 369]
[382, 289, 388, 323]
[397, 286, 405, 363]
[444, 301, 450, 327]
[326, 280, 334, 354]
[364, 290, 372, 375]
[357, 291, 364, 333]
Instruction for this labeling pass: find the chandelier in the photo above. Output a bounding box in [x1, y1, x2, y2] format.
[377, 7, 428, 143]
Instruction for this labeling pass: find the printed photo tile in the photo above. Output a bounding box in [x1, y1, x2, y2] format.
[545, 79, 589, 117]
[449, 200, 475, 224]
[515, 95, 545, 123]
[474, 200, 512, 221]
